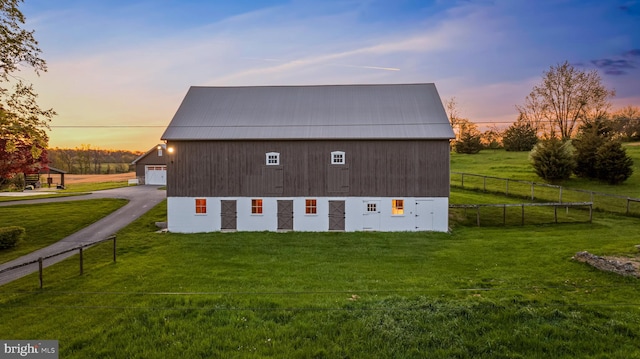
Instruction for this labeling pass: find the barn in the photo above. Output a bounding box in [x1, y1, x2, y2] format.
[131, 144, 168, 185]
[161, 83, 455, 233]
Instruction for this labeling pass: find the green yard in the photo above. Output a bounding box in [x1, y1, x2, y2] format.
[1, 190, 640, 357]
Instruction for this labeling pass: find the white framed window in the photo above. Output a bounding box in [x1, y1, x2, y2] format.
[195, 198, 207, 214]
[392, 199, 404, 215]
[331, 151, 345, 164]
[251, 199, 263, 214]
[266, 152, 280, 165]
[367, 203, 377, 212]
[305, 199, 317, 214]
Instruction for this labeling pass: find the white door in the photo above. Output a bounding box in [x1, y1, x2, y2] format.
[145, 165, 167, 185]
[415, 200, 434, 231]
[362, 200, 380, 231]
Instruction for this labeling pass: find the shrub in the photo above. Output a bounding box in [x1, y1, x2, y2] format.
[0, 226, 26, 249]
[573, 126, 605, 179]
[455, 132, 483, 154]
[529, 138, 575, 182]
[595, 140, 634, 184]
[503, 122, 538, 151]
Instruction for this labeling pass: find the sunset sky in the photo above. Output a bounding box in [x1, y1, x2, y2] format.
[17, 0, 640, 152]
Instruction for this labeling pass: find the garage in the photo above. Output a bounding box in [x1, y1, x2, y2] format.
[131, 144, 168, 185]
[145, 165, 167, 185]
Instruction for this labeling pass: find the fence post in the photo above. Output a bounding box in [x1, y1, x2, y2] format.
[113, 235, 117, 262]
[521, 204, 525, 225]
[79, 247, 83, 275]
[589, 204, 593, 223]
[627, 198, 631, 215]
[559, 187, 563, 203]
[38, 257, 43, 289]
[554, 206, 558, 223]
[531, 183, 535, 201]
[505, 179, 509, 196]
[483, 176, 486, 192]
[476, 206, 480, 227]
[461, 173, 464, 188]
[503, 204, 506, 225]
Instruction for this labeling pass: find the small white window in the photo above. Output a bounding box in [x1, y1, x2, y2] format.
[367, 203, 377, 212]
[331, 151, 345, 164]
[266, 152, 280, 165]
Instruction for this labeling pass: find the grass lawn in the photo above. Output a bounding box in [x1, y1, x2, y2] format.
[0, 199, 128, 263]
[451, 143, 640, 198]
[2, 191, 640, 358]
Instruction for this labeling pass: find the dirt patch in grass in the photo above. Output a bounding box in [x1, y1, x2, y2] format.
[573, 251, 640, 278]
[64, 173, 135, 184]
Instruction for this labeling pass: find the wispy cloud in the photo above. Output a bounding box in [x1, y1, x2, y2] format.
[591, 49, 640, 75]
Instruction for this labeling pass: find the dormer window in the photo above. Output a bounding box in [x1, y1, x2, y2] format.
[266, 152, 280, 165]
[331, 151, 345, 164]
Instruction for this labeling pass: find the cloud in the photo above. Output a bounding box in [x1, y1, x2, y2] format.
[591, 58, 636, 75]
[591, 49, 640, 75]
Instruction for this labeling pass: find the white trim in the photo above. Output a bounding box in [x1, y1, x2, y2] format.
[266, 152, 280, 165]
[331, 151, 345, 164]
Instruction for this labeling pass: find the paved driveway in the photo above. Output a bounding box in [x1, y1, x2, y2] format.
[0, 186, 166, 286]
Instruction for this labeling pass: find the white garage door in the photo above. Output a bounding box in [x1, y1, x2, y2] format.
[145, 165, 167, 185]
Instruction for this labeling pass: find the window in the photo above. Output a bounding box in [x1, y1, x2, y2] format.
[195, 198, 207, 214]
[392, 199, 404, 215]
[331, 151, 345, 164]
[266, 152, 280, 165]
[367, 203, 377, 212]
[252, 199, 263, 214]
[305, 199, 317, 214]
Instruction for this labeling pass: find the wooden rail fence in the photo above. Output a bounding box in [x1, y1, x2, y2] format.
[0, 234, 117, 289]
[451, 172, 640, 216]
[449, 202, 593, 227]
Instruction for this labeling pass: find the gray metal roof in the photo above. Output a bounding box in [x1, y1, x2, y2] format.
[131, 144, 166, 165]
[161, 83, 455, 140]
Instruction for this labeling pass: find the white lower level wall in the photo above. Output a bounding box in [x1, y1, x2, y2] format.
[167, 197, 449, 233]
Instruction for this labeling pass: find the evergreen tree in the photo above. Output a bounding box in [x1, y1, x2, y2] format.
[595, 141, 634, 184]
[454, 131, 483, 154]
[529, 138, 575, 182]
[503, 120, 538, 151]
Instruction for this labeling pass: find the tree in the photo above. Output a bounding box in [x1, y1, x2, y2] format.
[0, 0, 54, 186]
[595, 140, 633, 184]
[517, 61, 614, 140]
[529, 138, 575, 182]
[573, 119, 613, 178]
[454, 119, 483, 154]
[611, 106, 640, 141]
[503, 115, 538, 151]
[481, 125, 503, 150]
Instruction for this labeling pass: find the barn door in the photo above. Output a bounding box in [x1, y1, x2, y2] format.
[362, 200, 380, 231]
[415, 200, 434, 231]
[277, 200, 294, 230]
[220, 200, 237, 230]
[328, 200, 345, 231]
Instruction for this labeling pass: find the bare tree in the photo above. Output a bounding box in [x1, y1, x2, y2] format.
[518, 61, 614, 140]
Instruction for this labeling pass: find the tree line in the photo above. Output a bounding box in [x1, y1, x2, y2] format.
[47, 145, 142, 174]
[449, 61, 637, 184]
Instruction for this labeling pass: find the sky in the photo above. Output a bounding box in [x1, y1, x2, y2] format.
[14, 0, 640, 152]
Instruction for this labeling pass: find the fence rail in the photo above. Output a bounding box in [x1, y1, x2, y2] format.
[451, 172, 640, 216]
[450, 202, 592, 227]
[0, 234, 117, 288]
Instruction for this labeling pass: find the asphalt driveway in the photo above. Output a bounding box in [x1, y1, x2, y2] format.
[0, 185, 166, 286]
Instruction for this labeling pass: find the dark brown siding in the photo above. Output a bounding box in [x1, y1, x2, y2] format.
[166, 140, 450, 197]
[134, 148, 168, 177]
